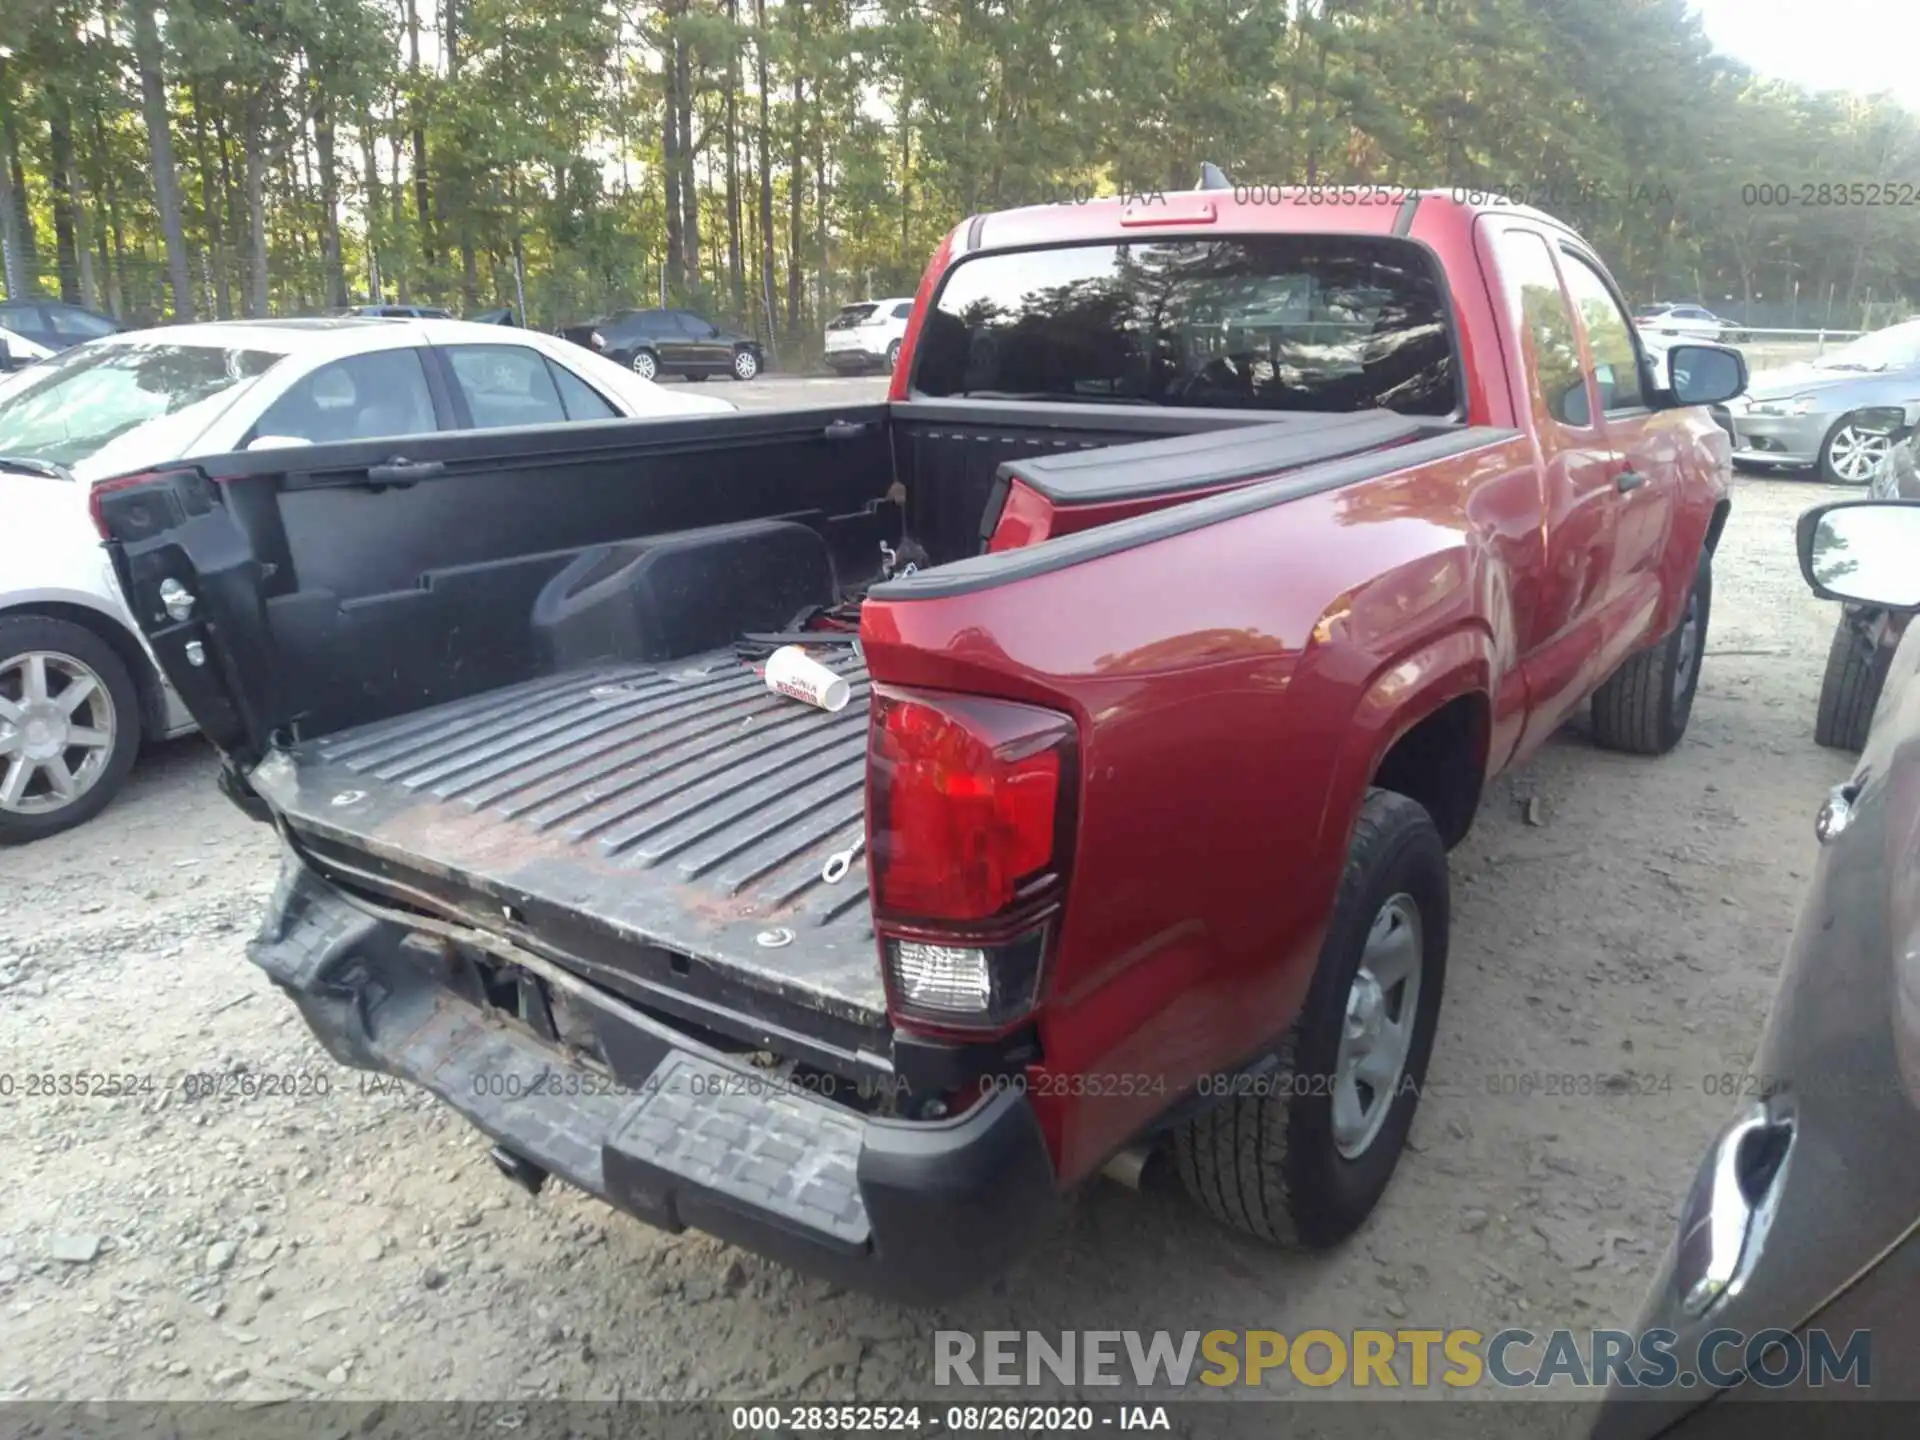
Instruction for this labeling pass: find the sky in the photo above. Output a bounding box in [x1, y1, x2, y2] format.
[1691, 0, 1920, 109]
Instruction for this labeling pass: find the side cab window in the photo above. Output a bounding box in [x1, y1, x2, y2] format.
[1497, 229, 1592, 430]
[1557, 248, 1648, 414]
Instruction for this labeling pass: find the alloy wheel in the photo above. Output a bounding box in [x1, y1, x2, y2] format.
[1671, 588, 1702, 724]
[1828, 426, 1892, 485]
[1331, 893, 1423, 1159]
[0, 650, 119, 818]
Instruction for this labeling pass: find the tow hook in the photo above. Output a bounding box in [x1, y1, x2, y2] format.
[489, 1144, 549, 1197]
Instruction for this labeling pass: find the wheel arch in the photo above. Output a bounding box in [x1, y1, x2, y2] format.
[1321, 626, 1497, 855]
[0, 596, 168, 741]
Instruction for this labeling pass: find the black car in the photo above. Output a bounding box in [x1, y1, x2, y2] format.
[1593, 497, 1920, 1435]
[0, 298, 121, 351]
[561, 308, 762, 382]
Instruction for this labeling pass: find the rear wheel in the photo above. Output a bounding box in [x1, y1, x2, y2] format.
[885, 339, 903, 374]
[1174, 789, 1447, 1248]
[629, 348, 659, 382]
[1814, 616, 1888, 752]
[1821, 414, 1894, 486]
[1590, 554, 1711, 755]
[0, 615, 143, 844]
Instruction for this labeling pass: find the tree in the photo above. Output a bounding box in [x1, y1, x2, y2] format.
[128, 0, 194, 319]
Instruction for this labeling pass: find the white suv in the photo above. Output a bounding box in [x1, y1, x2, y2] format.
[823, 298, 915, 375]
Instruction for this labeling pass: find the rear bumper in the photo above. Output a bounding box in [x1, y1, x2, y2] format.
[249, 854, 1063, 1304]
[824, 349, 886, 372]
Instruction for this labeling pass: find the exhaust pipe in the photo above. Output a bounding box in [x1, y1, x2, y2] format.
[489, 1144, 549, 1197]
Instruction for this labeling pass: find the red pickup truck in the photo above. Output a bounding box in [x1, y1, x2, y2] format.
[96, 187, 1745, 1302]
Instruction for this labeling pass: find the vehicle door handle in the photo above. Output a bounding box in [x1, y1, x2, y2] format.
[364, 458, 446, 487]
[1616, 470, 1647, 493]
[823, 420, 871, 440]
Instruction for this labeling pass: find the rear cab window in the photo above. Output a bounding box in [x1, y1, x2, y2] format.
[911, 234, 1460, 415]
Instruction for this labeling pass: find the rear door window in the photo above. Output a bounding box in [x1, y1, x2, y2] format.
[46, 307, 118, 341]
[545, 358, 620, 420]
[443, 345, 570, 429]
[913, 234, 1458, 414]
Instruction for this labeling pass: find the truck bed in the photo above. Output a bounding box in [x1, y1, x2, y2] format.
[247, 646, 890, 1041]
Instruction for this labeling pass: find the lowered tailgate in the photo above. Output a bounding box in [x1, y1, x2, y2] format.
[250, 646, 891, 1055]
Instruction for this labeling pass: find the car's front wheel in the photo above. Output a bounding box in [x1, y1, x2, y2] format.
[630, 348, 659, 382]
[732, 347, 761, 381]
[1174, 788, 1447, 1248]
[885, 339, 902, 374]
[1821, 413, 1895, 486]
[1590, 553, 1712, 755]
[0, 615, 143, 844]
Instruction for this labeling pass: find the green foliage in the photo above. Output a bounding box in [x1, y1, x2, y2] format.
[2, 0, 1918, 346]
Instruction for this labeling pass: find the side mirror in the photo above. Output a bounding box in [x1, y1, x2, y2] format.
[246, 434, 313, 452]
[1797, 500, 1920, 609]
[1667, 344, 1747, 406]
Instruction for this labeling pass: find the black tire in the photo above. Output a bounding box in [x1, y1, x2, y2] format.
[1820, 413, 1895, 487]
[885, 339, 902, 374]
[0, 614, 144, 845]
[1174, 789, 1448, 1249]
[731, 347, 761, 381]
[1590, 554, 1712, 756]
[1814, 617, 1887, 752]
[629, 348, 659, 382]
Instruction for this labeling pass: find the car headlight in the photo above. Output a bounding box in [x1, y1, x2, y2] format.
[1749, 394, 1820, 417]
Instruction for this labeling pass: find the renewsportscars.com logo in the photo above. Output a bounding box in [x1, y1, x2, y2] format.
[934, 1328, 1872, 1391]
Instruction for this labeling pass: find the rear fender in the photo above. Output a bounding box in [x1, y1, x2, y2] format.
[1317, 623, 1497, 862]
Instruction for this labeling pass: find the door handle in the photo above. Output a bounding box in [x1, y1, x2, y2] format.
[365, 457, 446, 487]
[823, 420, 871, 440]
[1616, 469, 1647, 493]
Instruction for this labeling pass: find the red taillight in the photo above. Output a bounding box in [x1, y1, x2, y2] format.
[87, 469, 185, 541]
[868, 689, 1074, 924]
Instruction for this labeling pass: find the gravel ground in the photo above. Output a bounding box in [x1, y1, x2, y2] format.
[0, 471, 1860, 1405]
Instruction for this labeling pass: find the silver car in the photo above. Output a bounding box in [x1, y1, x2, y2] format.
[1720, 318, 1920, 484]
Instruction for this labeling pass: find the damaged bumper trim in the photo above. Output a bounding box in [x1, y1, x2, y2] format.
[247, 854, 1063, 1304]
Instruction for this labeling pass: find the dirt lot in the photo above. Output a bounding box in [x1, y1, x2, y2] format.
[0, 471, 1861, 1405]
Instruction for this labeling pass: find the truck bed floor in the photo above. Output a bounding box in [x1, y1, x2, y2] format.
[249, 648, 888, 1027]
